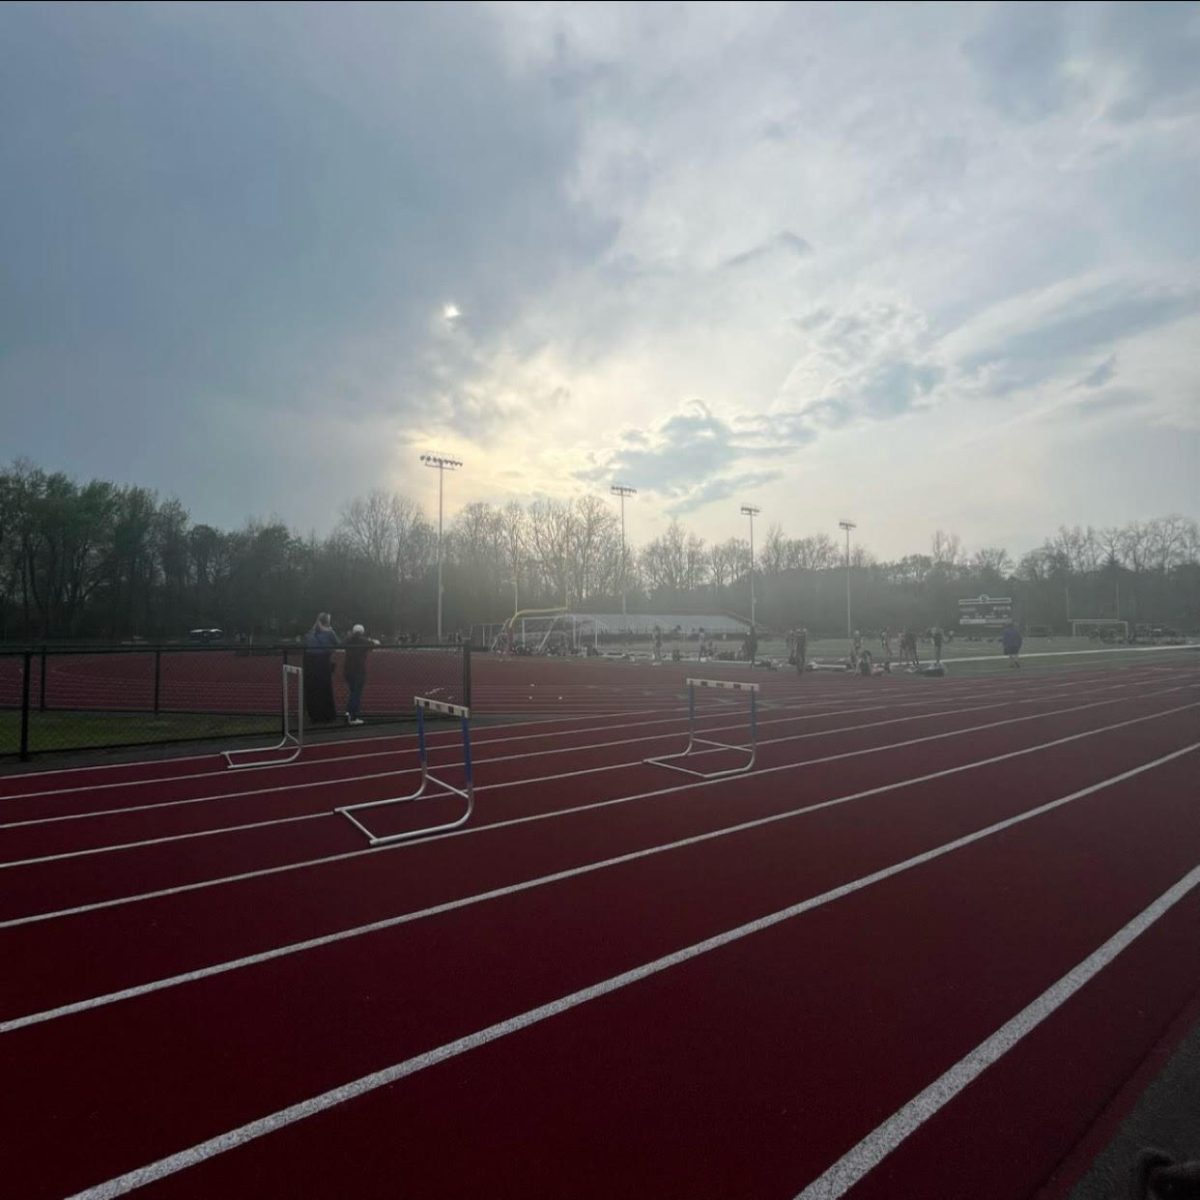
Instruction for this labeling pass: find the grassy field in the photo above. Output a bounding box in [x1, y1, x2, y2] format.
[0, 709, 279, 758]
[648, 634, 1197, 677]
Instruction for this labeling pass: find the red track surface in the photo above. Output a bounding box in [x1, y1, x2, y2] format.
[2, 657, 1197, 1199]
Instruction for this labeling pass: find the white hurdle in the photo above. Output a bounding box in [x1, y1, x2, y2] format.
[336, 696, 474, 844]
[222, 663, 304, 769]
[645, 677, 759, 778]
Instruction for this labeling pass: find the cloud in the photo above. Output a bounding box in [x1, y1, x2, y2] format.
[963, 1, 1200, 128]
[963, 4, 1081, 123]
[776, 295, 947, 429]
[0, 1, 611, 527]
[665, 470, 786, 516]
[955, 280, 1200, 395]
[576, 399, 803, 512]
[1076, 355, 1117, 390]
[0, 2, 1195, 554]
[1071, 387, 1147, 418]
[1097, 1, 1200, 122]
[720, 230, 814, 271]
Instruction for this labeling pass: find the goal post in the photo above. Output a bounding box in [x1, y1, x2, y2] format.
[1070, 619, 1129, 643]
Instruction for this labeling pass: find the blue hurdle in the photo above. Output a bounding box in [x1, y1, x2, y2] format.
[336, 696, 474, 844]
[644, 677, 759, 778]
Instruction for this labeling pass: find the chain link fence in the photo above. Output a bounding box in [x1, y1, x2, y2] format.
[0, 643, 470, 760]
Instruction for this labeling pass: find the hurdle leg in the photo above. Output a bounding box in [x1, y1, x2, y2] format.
[337, 697, 475, 843]
[644, 678, 758, 779]
[223, 664, 305, 769]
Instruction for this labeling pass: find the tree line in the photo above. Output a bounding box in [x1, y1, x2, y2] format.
[1, 459, 1196, 642]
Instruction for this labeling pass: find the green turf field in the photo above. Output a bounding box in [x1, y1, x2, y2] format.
[0, 710, 278, 757]
[650, 634, 1197, 678]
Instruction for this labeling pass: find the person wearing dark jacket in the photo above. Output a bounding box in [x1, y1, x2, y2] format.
[1001, 621, 1023, 668]
[342, 623, 380, 725]
[303, 613, 340, 723]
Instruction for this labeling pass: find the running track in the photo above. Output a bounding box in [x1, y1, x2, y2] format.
[1, 656, 1198, 1198]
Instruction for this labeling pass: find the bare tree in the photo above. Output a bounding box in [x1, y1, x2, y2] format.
[760, 524, 787, 576]
[1146, 514, 1192, 572]
[930, 529, 963, 570]
[568, 494, 620, 603]
[971, 547, 1012, 577]
[684, 532, 709, 593]
[787, 533, 839, 570]
[527, 498, 578, 607]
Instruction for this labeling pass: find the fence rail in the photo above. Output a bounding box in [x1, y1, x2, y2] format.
[0, 642, 471, 761]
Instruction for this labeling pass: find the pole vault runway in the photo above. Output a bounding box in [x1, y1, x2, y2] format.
[1, 657, 1197, 1199]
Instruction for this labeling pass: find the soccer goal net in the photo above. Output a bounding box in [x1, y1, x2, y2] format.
[1071, 619, 1129, 643]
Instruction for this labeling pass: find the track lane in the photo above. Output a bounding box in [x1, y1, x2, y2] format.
[0, 665, 1140, 817]
[1, 660, 1176, 804]
[2, 724, 1196, 1200]
[11, 739, 1200, 1200]
[5, 697, 1193, 1024]
[0, 686, 1030, 826]
[0, 686, 1189, 927]
[1, 672, 1181, 858]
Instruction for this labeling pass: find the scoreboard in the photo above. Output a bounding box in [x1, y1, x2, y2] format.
[958, 595, 1013, 628]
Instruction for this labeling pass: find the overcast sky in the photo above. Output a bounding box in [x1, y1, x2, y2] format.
[2, 1, 1197, 559]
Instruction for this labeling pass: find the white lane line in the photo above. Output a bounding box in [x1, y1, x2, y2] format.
[2, 666, 1168, 801]
[0, 690, 910, 804]
[0, 686, 1071, 829]
[5, 711, 1194, 1030]
[0, 662, 1104, 801]
[0, 699, 699, 800]
[0, 672, 1174, 836]
[1, 686, 1185, 870]
[60, 744, 1199, 1200]
[794, 858, 1200, 1199]
[938, 644, 1200, 663]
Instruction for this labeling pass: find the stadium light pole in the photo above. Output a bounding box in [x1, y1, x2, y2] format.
[741, 505, 760, 628]
[420, 454, 463, 641]
[839, 519, 857, 640]
[610, 484, 637, 616]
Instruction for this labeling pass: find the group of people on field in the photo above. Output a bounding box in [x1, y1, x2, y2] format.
[301, 613, 381, 725]
[783, 620, 1023, 677]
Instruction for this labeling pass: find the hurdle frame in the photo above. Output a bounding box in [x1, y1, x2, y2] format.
[336, 696, 474, 844]
[645, 677, 759, 778]
[222, 663, 304, 769]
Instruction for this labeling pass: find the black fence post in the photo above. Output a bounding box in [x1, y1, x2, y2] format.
[463, 642, 472, 709]
[39, 646, 47, 712]
[153, 649, 162, 716]
[20, 650, 32, 762]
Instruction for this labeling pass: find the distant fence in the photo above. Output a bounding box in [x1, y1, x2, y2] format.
[0, 642, 471, 761]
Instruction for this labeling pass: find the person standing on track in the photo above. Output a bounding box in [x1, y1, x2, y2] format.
[1001, 620, 1023, 668]
[342, 623, 380, 725]
[795, 625, 808, 675]
[653, 625, 663, 662]
[933, 625, 944, 664]
[303, 612, 340, 723]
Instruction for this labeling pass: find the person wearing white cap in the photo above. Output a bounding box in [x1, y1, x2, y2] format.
[342, 623, 380, 726]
